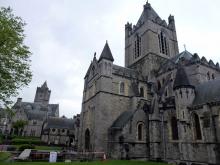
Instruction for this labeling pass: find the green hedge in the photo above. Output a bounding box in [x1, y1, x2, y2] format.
[18, 144, 35, 151]
[12, 138, 42, 145]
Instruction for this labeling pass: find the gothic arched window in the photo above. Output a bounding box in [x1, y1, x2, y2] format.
[134, 34, 141, 59]
[171, 117, 179, 140]
[119, 82, 125, 94]
[137, 122, 144, 141]
[193, 113, 202, 140]
[140, 87, 144, 97]
[207, 72, 210, 80]
[158, 32, 169, 55]
[212, 73, 215, 80]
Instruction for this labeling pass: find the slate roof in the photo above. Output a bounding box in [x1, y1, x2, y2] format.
[158, 50, 220, 75]
[193, 78, 220, 106]
[98, 42, 114, 62]
[173, 67, 194, 90]
[171, 50, 193, 64]
[26, 110, 47, 121]
[111, 111, 133, 128]
[157, 51, 193, 75]
[113, 65, 139, 79]
[18, 102, 58, 117]
[13, 102, 59, 121]
[44, 117, 74, 129]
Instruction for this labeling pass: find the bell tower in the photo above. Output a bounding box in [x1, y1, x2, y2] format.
[125, 2, 179, 80]
[34, 81, 51, 105]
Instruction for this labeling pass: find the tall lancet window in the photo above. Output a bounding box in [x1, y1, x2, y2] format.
[158, 32, 169, 55]
[134, 34, 141, 59]
[171, 116, 179, 140]
[193, 113, 202, 140]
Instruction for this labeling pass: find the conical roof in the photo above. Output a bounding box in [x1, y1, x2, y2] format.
[98, 42, 114, 62]
[173, 67, 194, 90]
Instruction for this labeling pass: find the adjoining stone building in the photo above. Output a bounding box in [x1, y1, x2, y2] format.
[11, 82, 59, 137]
[41, 114, 80, 148]
[6, 82, 81, 147]
[79, 2, 220, 164]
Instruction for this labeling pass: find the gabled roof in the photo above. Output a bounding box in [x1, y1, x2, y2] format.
[193, 78, 220, 106]
[26, 110, 47, 121]
[137, 2, 162, 25]
[84, 53, 98, 79]
[98, 42, 114, 62]
[173, 67, 194, 90]
[44, 117, 74, 130]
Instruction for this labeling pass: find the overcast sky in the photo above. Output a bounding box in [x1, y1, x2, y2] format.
[1, 0, 220, 117]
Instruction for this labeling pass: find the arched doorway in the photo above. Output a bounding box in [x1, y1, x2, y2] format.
[85, 129, 90, 151]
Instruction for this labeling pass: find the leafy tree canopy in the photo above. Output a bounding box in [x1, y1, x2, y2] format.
[0, 7, 32, 105]
[12, 119, 28, 130]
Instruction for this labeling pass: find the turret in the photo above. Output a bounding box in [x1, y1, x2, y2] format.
[168, 15, 176, 31]
[125, 22, 132, 38]
[173, 67, 195, 140]
[34, 81, 51, 105]
[98, 41, 114, 77]
[97, 41, 114, 93]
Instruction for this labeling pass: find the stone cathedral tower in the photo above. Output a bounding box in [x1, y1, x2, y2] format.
[79, 1, 220, 164]
[34, 81, 51, 105]
[125, 2, 179, 80]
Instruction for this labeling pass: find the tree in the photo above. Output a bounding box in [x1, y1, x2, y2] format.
[0, 7, 32, 105]
[12, 120, 28, 135]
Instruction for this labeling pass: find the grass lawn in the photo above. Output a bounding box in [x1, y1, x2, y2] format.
[0, 160, 167, 165]
[0, 152, 11, 161]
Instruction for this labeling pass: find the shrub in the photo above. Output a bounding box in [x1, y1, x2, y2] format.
[18, 144, 35, 151]
[6, 145, 16, 151]
[12, 138, 42, 145]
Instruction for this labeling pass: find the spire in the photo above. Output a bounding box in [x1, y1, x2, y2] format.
[137, 2, 162, 25]
[98, 41, 114, 62]
[173, 67, 194, 90]
[42, 81, 48, 88]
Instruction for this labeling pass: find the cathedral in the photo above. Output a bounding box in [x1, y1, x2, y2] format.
[79, 2, 220, 165]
